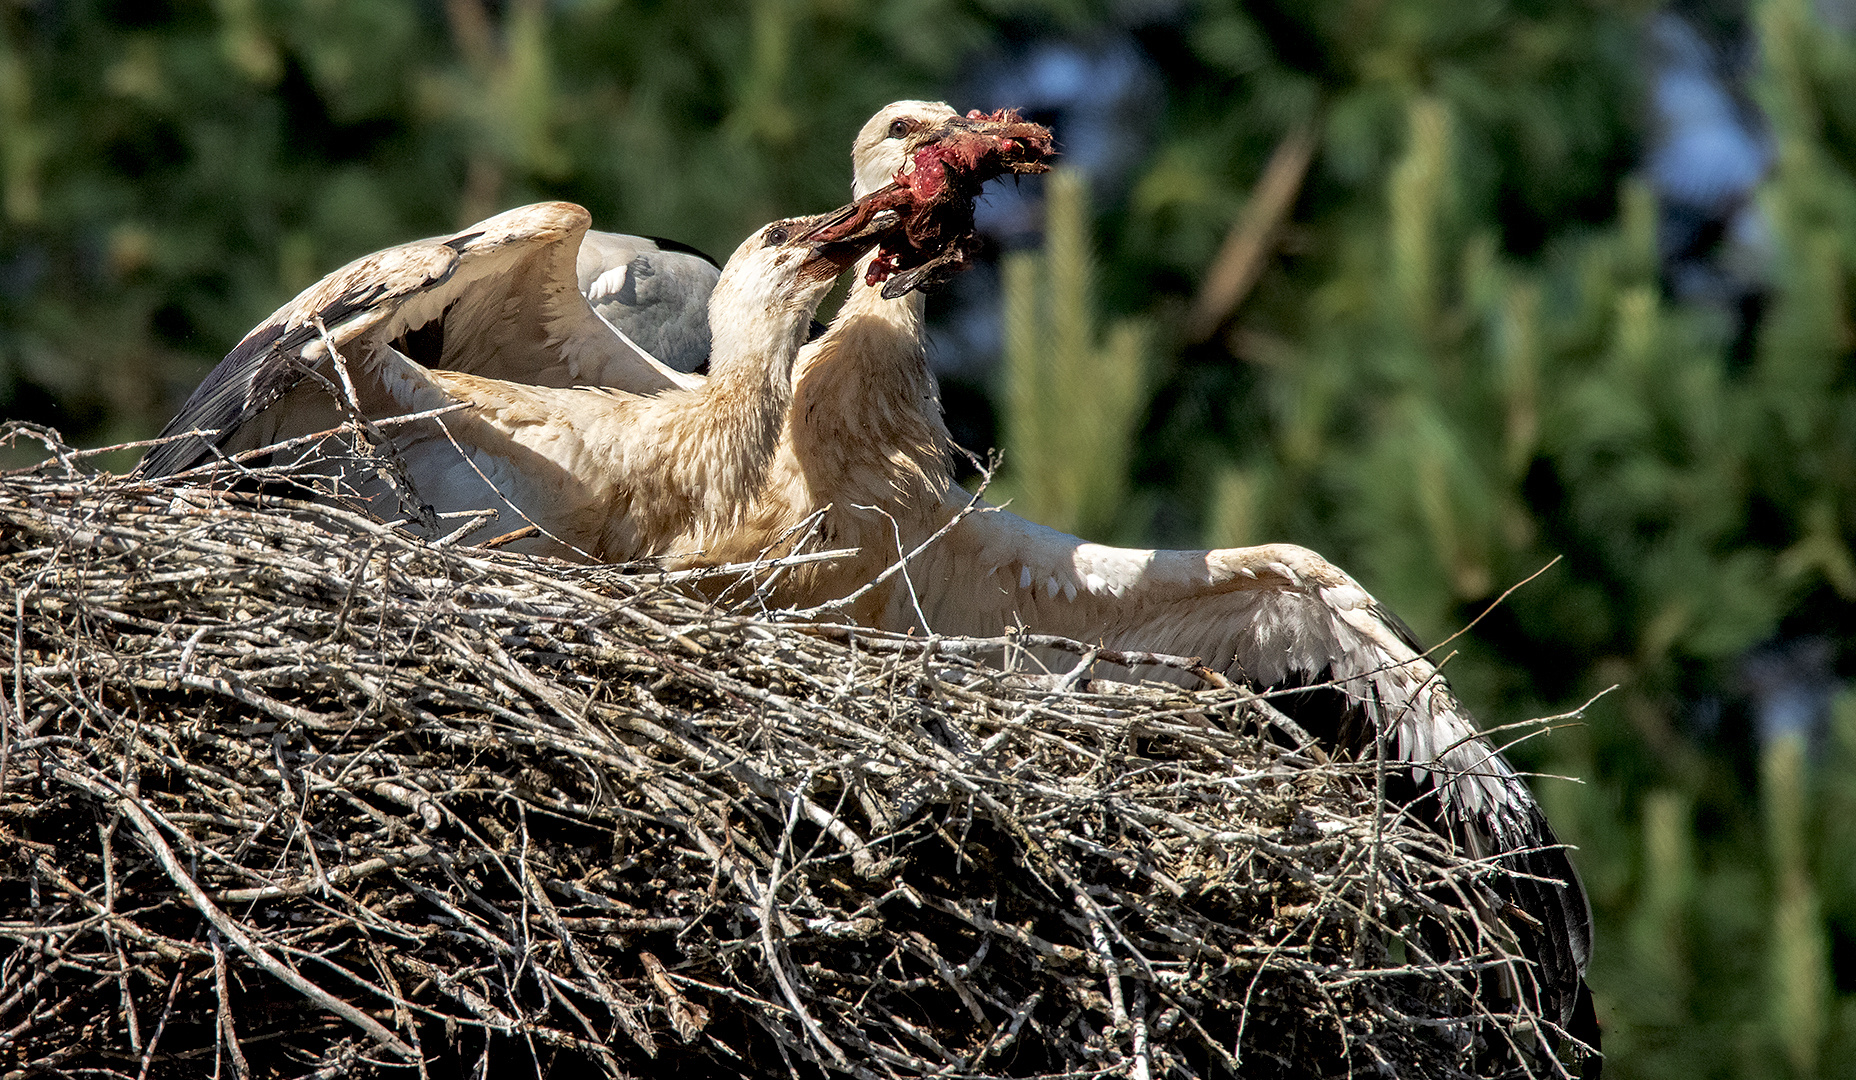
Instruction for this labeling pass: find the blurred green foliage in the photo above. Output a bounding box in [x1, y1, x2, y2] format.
[7, 0, 1856, 1075]
[999, 167, 1149, 539]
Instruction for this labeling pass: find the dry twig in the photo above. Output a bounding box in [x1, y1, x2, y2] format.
[0, 424, 1577, 1079]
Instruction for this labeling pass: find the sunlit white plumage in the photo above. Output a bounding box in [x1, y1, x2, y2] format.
[365, 209, 886, 559]
[137, 101, 1028, 564]
[139, 101, 983, 485]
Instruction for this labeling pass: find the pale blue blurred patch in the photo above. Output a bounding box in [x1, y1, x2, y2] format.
[1648, 14, 1768, 210]
[1743, 637, 1839, 747]
[1646, 13, 1773, 307]
[929, 34, 1161, 384]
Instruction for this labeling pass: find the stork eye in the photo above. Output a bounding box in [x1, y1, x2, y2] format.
[887, 119, 913, 139]
[767, 225, 790, 245]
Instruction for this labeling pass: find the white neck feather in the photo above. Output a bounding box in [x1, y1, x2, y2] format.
[788, 252, 952, 515]
[649, 251, 825, 542]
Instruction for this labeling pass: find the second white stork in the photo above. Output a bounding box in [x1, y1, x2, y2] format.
[727, 104, 1601, 1068]
[575, 232, 722, 374]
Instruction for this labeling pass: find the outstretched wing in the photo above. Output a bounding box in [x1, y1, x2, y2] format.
[883, 496, 1593, 1033]
[577, 232, 721, 375]
[141, 202, 695, 477]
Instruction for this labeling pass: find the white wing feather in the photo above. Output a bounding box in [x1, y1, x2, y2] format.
[855, 492, 1592, 1022]
[140, 202, 690, 476]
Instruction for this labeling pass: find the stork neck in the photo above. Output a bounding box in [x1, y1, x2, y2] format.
[700, 263, 824, 462]
[816, 251, 928, 353]
[632, 264, 816, 545]
[788, 254, 952, 514]
[705, 286, 813, 403]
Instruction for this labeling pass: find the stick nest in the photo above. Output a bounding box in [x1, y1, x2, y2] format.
[0, 427, 1565, 1079]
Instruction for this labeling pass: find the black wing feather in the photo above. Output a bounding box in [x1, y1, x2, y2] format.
[139, 249, 462, 478]
[640, 235, 720, 268]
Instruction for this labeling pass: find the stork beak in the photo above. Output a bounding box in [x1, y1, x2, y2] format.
[877, 237, 975, 300]
[797, 198, 904, 279]
[801, 197, 902, 247]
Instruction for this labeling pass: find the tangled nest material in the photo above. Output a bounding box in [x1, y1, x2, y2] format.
[0, 424, 1572, 1079]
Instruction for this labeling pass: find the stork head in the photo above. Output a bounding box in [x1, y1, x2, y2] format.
[840, 102, 1056, 297]
[852, 101, 961, 199]
[705, 204, 901, 374]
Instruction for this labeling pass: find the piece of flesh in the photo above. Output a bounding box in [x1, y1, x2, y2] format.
[814, 110, 1055, 298]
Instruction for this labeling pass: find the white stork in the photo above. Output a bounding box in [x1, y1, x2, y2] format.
[734, 102, 1601, 1062]
[137, 106, 1046, 562]
[137, 198, 906, 560]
